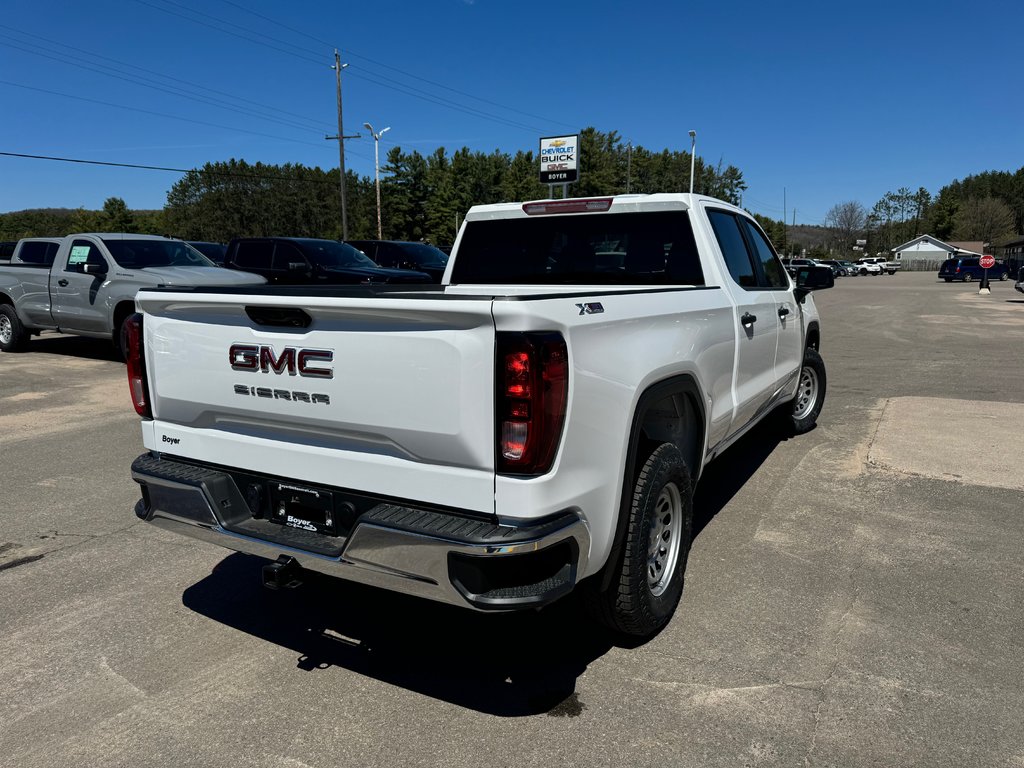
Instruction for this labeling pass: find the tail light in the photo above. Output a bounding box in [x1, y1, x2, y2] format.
[496, 333, 568, 475]
[125, 313, 151, 418]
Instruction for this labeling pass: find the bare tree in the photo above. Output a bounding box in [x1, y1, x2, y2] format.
[952, 197, 1016, 245]
[824, 201, 867, 251]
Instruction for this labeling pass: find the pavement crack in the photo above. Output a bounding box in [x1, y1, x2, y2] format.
[803, 574, 861, 767]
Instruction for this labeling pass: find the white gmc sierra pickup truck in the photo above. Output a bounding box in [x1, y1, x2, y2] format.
[128, 194, 833, 638]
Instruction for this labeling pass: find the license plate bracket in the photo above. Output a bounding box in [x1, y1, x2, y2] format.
[268, 482, 336, 535]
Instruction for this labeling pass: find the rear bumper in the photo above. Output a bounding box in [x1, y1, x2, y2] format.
[131, 453, 590, 611]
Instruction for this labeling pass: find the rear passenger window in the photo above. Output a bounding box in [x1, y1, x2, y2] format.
[740, 219, 788, 288]
[232, 241, 274, 270]
[18, 241, 56, 265]
[708, 210, 756, 288]
[272, 242, 308, 271]
[375, 244, 399, 268]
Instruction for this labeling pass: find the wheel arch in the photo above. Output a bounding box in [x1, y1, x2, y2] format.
[597, 374, 706, 591]
[805, 321, 820, 352]
[112, 300, 137, 334]
[0, 291, 14, 307]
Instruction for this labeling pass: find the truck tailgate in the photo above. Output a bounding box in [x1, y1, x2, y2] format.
[136, 291, 497, 513]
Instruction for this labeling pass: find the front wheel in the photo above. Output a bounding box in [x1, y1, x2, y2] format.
[0, 304, 29, 352]
[584, 443, 694, 638]
[789, 347, 826, 434]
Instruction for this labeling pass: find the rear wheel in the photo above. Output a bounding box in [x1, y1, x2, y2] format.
[944, 278, 952, 283]
[584, 443, 693, 638]
[999, 272, 1009, 281]
[963, 273, 973, 283]
[0, 304, 29, 352]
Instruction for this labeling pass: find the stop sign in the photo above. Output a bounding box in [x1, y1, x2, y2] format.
[980, 254, 996, 269]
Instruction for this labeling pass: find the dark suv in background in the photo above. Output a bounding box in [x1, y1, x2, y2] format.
[346, 240, 449, 282]
[938, 257, 1010, 282]
[223, 237, 431, 285]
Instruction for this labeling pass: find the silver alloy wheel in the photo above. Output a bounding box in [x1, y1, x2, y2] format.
[0, 313, 12, 345]
[793, 365, 819, 420]
[647, 481, 683, 597]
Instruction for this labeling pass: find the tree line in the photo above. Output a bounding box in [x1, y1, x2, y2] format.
[4, 133, 1019, 262]
[1, 127, 746, 244]
[814, 168, 1024, 256]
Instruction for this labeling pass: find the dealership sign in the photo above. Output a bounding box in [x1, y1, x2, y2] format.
[539, 134, 579, 184]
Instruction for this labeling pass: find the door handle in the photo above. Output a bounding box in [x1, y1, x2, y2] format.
[57, 279, 69, 287]
[741, 312, 757, 326]
[778, 306, 790, 319]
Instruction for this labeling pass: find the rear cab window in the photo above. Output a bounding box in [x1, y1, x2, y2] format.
[16, 241, 60, 266]
[450, 210, 704, 285]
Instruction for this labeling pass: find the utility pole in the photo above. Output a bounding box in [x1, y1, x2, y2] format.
[688, 130, 697, 195]
[626, 140, 632, 194]
[325, 50, 360, 239]
[782, 186, 787, 255]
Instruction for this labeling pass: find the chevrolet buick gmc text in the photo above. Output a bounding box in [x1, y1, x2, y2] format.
[128, 194, 833, 638]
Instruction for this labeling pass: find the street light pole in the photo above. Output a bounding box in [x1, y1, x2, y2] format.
[688, 130, 697, 195]
[364, 122, 391, 240]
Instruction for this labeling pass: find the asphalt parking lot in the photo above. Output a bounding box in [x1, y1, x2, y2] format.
[2, 271, 1023, 767]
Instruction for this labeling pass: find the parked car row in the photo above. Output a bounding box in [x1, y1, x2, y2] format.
[0, 233, 449, 356]
[184, 237, 450, 283]
[781, 257, 895, 277]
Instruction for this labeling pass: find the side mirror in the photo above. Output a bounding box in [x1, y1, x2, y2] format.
[794, 265, 834, 303]
[82, 263, 107, 276]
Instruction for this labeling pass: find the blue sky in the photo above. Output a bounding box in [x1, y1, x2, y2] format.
[0, 0, 1020, 225]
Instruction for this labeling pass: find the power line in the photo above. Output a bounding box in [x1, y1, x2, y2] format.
[133, 0, 568, 135]
[0, 23, 331, 132]
[214, 0, 577, 130]
[0, 151, 340, 184]
[130, 0, 325, 67]
[0, 79, 374, 161]
[0, 37, 332, 136]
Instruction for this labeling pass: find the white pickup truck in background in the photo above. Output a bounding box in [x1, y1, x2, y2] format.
[128, 193, 833, 638]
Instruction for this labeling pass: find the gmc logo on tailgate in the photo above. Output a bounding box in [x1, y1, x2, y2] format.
[229, 344, 334, 379]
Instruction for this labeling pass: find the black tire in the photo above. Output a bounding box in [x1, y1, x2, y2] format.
[0, 304, 29, 352]
[789, 346, 826, 434]
[944, 278, 952, 283]
[999, 272, 1009, 281]
[962, 273, 972, 283]
[584, 443, 694, 638]
[860, 268, 868, 276]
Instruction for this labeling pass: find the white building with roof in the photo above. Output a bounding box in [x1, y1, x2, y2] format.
[890, 235, 982, 271]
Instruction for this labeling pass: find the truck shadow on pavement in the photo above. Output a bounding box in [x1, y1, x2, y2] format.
[24, 334, 121, 362]
[181, 418, 785, 717]
[692, 416, 787, 536]
[183, 554, 611, 717]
